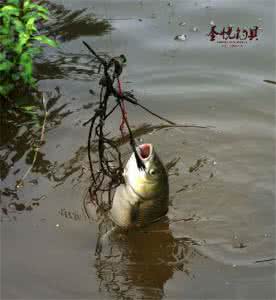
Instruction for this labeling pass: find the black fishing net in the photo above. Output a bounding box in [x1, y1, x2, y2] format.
[82, 41, 176, 211]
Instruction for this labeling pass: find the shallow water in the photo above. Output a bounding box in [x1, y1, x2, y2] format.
[1, 0, 275, 299]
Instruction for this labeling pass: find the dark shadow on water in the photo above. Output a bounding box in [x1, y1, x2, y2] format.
[35, 50, 110, 81]
[50, 123, 190, 187]
[1, 1, 113, 213]
[43, 1, 112, 42]
[34, 1, 112, 80]
[0, 121, 176, 218]
[0, 89, 72, 179]
[47, 122, 212, 195]
[35, 52, 101, 81]
[1, 119, 208, 218]
[0, 89, 73, 215]
[94, 218, 200, 299]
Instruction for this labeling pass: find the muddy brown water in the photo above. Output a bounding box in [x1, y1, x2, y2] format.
[1, 0, 275, 299]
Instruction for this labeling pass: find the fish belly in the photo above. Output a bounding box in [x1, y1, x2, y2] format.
[110, 184, 137, 227]
[110, 184, 168, 228]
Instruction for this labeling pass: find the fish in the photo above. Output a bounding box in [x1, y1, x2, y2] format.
[110, 143, 169, 228]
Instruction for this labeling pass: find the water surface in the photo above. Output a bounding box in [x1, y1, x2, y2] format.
[1, 0, 275, 299]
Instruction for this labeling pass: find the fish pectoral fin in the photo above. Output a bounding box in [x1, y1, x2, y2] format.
[123, 184, 142, 206]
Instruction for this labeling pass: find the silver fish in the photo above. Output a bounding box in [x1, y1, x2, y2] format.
[110, 143, 169, 228]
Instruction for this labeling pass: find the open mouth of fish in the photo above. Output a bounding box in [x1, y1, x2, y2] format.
[138, 144, 152, 160]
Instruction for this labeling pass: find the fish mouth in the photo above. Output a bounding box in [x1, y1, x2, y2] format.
[138, 143, 152, 160]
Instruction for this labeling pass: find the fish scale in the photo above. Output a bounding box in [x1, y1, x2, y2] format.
[110, 144, 169, 228]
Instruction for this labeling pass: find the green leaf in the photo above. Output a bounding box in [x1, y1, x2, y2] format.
[11, 73, 20, 81]
[33, 35, 58, 47]
[19, 52, 34, 85]
[12, 19, 24, 33]
[26, 17, 37, 33]
[28, 4, 48, 15]
[0, 5, 19, 16]
[1, 38, 14, 47]
[23, 11, 48, 22]
[15, 32, 30, 54]
[0, 60, 13, 72]
[21, 105, 37, 112]
[26, 46, 41, 57]
[24, 2, 49, 15]
[23, 0, 31, 12]
[36, 12, 49, 21]
[0, 83, 14, 96]
[20, 51, 31, 67]
[1, 15, 11, 31]
[0, 25, 9, 35]
[0, 53, 5, 62]
[7, 0, 20, 5]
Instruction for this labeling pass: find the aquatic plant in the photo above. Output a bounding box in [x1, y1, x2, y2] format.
[0, 0, 57, 99]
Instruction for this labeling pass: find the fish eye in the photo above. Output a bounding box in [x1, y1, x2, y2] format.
[149, 169, 156, 176]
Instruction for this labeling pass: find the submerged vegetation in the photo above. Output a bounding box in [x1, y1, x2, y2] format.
[0, 0, 57, 101]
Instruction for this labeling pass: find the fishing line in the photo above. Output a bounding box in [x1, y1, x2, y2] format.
[82, 41, 188, 210]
